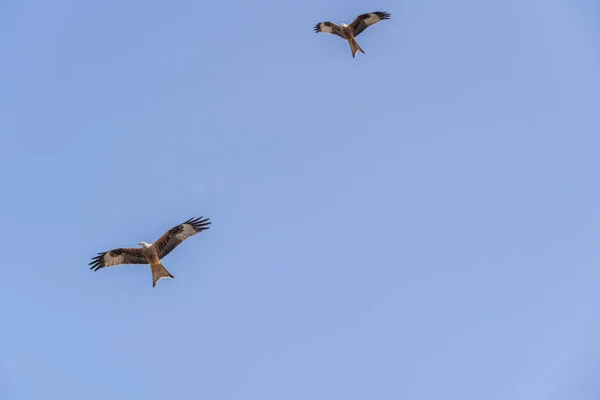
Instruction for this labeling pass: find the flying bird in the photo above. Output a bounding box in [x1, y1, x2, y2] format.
[89, 216, 211, 287]
[314, 11, 391, 57]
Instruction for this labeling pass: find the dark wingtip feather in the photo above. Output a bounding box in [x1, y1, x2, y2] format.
[182, 216, 212, 233]
[377, 11, 391, 19]
[89, 251, 107, 270]
[191, 217, 212, 231]
[314, 23, 321, 33]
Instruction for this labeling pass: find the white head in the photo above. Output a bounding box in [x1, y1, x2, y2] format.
[341, 23, 349, 28]
[139, 241, 152, 248]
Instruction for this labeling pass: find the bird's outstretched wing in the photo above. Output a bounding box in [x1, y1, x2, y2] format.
[314, 21, 346, 39]
[89, 248, 147, 271]
[349, 11, 391, 37]
[153, 217, 211, 259]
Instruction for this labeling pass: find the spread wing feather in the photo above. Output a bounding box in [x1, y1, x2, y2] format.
[153, 217, 211, 259]
[349, 11, 391, 37]
[89, 248, 147, 271]
[314, 21, 346, 40]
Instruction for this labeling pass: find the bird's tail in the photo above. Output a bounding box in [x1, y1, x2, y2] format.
[151, 261, 174, 287]
[348, 38, 365, 58]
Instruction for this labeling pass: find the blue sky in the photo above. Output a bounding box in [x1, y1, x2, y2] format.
[1, 0, 599, 398]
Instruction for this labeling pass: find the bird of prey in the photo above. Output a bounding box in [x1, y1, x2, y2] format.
[314, 11, 391, 57]
[89, 216, 211, 287]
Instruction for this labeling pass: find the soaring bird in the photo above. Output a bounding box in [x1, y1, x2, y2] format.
[89, 216, 211, 287]
[314, 11, 391, 57]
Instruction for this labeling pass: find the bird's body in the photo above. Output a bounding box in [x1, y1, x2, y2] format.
[340, 24, 357, 40]
[314, 11, 391, 57]
[138, 241, 174, 286]
[89, 217, 211, 287]
[339, 23, 365, 56]
[139, 241, 160, 265]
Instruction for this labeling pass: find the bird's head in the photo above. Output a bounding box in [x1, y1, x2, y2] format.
[139, 241, 151, 248]
[341, 23, 349, 28]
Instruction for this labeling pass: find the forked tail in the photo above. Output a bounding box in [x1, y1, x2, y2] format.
[151, 262, 174, 287]
[348, 38, 365, 58]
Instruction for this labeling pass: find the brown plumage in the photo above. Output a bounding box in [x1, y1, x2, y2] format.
[89, 216, 211, 287]
[314, 11, 391, 57]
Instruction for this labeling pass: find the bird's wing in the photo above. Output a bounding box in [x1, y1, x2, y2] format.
[314, 21, 346, 39]
[349, 11, 391, 37]
[153, 217, 211, 259]
[89, 248, 147, 271]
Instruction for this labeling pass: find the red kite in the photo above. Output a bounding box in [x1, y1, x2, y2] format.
[89, 217, 211, 287]
[314, 11, 391, 57]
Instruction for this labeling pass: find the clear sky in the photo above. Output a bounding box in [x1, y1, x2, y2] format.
[1, 0, 599, 399]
